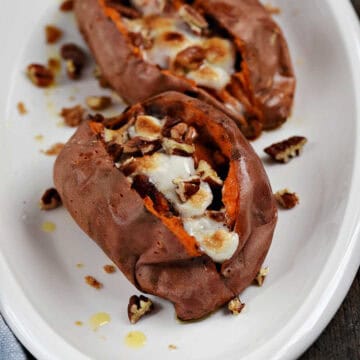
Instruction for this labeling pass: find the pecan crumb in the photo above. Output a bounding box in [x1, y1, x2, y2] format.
[84, 276, 103, 289]
[17, 102, 27, 115]
[45, 25, 63, 44]
[103, 264, 116, 274]
[264, 136, 307, 163]
[86, 96, 112, 111]
[27, 64, 54, 88]
[228, 297, 245, 315]
[168, 344, 178, 350]
[173, 176, 201, 202]
[254, 267, 269, 286]
[61, 43, 87, 79]
[127, 295, 154, 324]
[264, 3, 281, 15]
[41, 142, 64, 156]
[60, 0, 74, 11]
[179, 4, 208, 35]
[40, 188, 62, 210]
[275, 189, 299, 209]
[60, 105, 85, 127]
[48, 58, 61, 73]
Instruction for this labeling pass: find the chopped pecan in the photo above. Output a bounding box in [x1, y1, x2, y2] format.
[196, 160, 223, 186]
[254, 267, 269, 286]
[88, 113, 105, 123]
[162, 138, 195, 156]
[47, 58, 61, 73]
[106, 142, 124, 163]
[40, 188, 62, 210]
[123, 137, 161, 155]
[173, 176, 201, 202]
[45, 25, 63, 44]
[264, 136, 307, 163]
[228, 297, 245, 315]
[17, 102, 27, 115]
[170, 122, 188, 142]
[119, 157, 137, 176]
[84, 276, 103, 289]
[60, 105, 85, 127]
[86, 96, 112, 111]
[179, 4, 208, 35]
[128, 32, 153, 49]
[27, 64, 54, 88]
[41, 143, 64, 156]
[61, 43, 87, 79]
[172, 46, 206, 74]
[127, 295, 154, 324]
[205, 210, 226, 223]
[103, 264, 116, 274]
[93, 66, 111, 88]
[59, 0, 74, 11]
[274, 189, 299, 209]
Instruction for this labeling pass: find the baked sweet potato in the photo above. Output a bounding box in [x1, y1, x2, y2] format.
[74, 0, 295, 139]
[54, 92, 277, 320]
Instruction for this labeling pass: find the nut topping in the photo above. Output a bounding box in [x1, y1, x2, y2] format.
[274, 189, 299, 209]
[103, 264, 116, 274]
[169, 122, 198, 144]
[205, 210, 226, 223]
[84, 276, 103, 289]
[173, 176, 201, 202]
[123, 137, 161, 155]
[61, 43, 87, 79]
[27, 64, 54, 88]
[59, 0, 74, 11]
[127, 295, 154, 324]
[86, 96, 112, 111]
[172, 46, 206, 74]
[227, 296, 245, 315]
[264, 136, 307, 163]
[254, 267, 269, 286]
[40, 188, 62, 210]
[45, 25, 63, 44]
[162, 138, 195, 156]
[60, 105, 85, 127]
[179, 4, 208, 35]
[196, 160, 223, 186]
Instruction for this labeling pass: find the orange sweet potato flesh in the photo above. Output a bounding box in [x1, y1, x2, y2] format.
[74, 0, 295, 138]
[54, 92, 277, 320]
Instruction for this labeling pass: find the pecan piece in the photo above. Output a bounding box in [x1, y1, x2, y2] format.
[17, 102, 27, 115]
[61, 43, 87, 79]
[27, 64, 54, 88]
[168, 122, 198, 144]
[128, 32, 153, 49]
[228, 297, 245, 315]
[119, 157, 137, 176]
[254, 267, 269, 286]
[103, 264, 116, 274]
[48, 58, 61, 73]
[162, 138, 195, 156]
[205, 210, 226, 223]
[173, 176, 201, 202]
[60, 105, 85, 127]
[86, 96, 112, 111]
[274, 189, 299, 209]
[127, 295, 154, 324]
[123, 137, 161, 156]
[84, 276, 103, 289]
[264, 136, 307, 163]
[59, 0, 74, 11]
[196, 160, 223, 186]
[172, 46, 206, 74]
[40, 188, 62, 210]
[45, 25, 63, 44]
[179, 4, 208, 35]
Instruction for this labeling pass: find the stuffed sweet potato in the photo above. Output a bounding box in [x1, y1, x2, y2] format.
[54, 92, 277, 320]
[75, 0, 295, 139]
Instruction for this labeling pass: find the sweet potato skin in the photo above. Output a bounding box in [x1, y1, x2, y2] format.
[74, 0, 295, 136]
[54, 92, 277, 320]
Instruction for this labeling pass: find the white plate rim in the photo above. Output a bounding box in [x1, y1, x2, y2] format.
[0, 0, 360, 359]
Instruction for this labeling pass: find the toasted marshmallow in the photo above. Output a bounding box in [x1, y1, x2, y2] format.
[187, 64, 231, 91]
[104, 127, 129, 145]
[130, 0, 165, 15]
[130, 115, 162, 140]
[183, 217, 239, 262]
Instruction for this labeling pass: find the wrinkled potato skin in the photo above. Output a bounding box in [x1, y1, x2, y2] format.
[54, 92, 277, 320]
